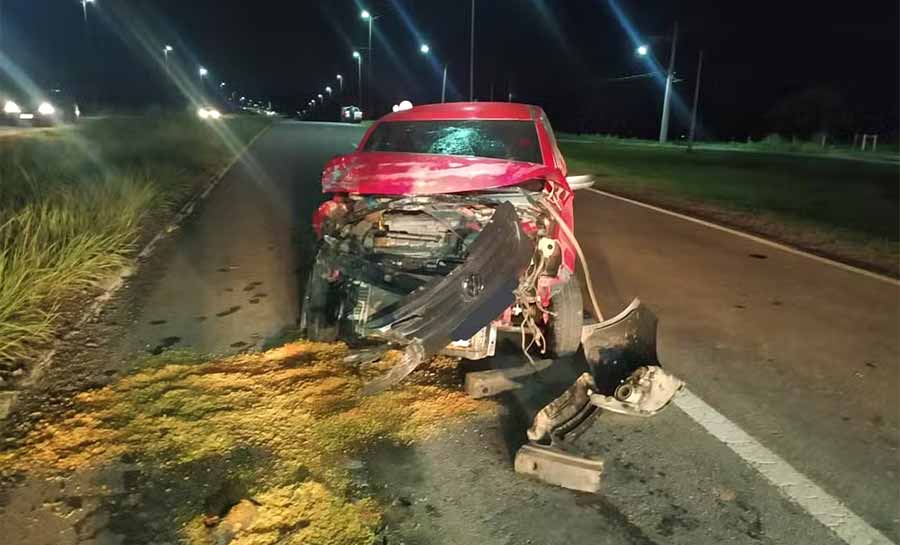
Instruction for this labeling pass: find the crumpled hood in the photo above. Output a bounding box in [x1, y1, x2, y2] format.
[321, 151, 559, 195]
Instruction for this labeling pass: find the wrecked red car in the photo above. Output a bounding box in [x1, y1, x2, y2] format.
[303, 102, 593, 391]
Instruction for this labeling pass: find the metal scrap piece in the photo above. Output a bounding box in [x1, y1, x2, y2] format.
[589, 365, 684, 417]
[527, 372, 599, 444]
[515, 443, 604, 493]
[362, 341, 426, 395]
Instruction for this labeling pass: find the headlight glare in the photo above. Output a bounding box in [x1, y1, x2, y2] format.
[4, 101, 21, 114]
[38, 102, 56, 115]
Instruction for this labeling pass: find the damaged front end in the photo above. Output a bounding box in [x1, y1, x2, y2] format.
[303, 193, 541, 392]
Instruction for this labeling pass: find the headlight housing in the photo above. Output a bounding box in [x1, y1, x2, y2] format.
[38, 102, 56, 116]
[3, 100, 21, 114]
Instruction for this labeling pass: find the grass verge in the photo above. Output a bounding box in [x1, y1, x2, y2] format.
[0, 340, 490, 544]
[0, 114, 271, 370]
[561, 139, 899, 276]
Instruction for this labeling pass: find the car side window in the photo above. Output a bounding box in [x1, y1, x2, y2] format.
[540, 115, 566, 172]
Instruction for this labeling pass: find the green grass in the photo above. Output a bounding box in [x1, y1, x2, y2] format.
[561, 139, 899, 271]
[0, 114, 270, 367]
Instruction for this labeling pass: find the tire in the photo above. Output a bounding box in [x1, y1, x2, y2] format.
[299, 261, 340, 342]
[545, 276, 584, 357]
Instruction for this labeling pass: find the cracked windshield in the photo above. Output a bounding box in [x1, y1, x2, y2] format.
[0, 1, 897, 545]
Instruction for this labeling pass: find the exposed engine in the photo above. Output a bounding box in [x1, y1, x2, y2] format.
[307, 189, 567, 361]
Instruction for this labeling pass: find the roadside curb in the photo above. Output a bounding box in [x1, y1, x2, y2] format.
[587, 188, 900, 287]
[0, 124, 272, 422]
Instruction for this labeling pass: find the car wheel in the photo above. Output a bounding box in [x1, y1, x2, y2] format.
[545, 276, 584, 358]
[299, 261, 340, 342]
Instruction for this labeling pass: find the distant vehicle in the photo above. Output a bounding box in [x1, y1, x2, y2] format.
[1, 88, 80, 127]
[196, 105, 223, 120]
[341, 105, 363, 123]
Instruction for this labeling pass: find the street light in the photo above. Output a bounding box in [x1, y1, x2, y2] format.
[419, 44, 447, 103]
[325, 86, 332, 95]
[199, 67, 208, 77]
[81, 0, 95, 24]
[317, 93, 323, 103]
[360, 9, 378, 112]
[336, 74, 343, 93]
[353, 51, 363, 108]
[636, 45, 648, 56]
[163, 45, 174, 66]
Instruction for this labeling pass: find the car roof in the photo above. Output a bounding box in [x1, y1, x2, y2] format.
[380, 102, 538, 122]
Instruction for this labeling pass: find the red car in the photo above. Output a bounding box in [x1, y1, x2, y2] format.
[303, 102, 591, 389]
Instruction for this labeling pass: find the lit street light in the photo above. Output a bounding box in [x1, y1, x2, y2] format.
[353, 51, 363, 108]
[317, 93, 324, 103]
[325, 86, 333, 95]
[199, 67, 208, 77]
[336, 74, 343, 93]
[163, 45, 174, 67]
[636, 45, 648, 56]
[220, 82, 227, 88]
[360, 9, 379, 112]
[81, 0, 95, 24]
[419, 43, 447, 103]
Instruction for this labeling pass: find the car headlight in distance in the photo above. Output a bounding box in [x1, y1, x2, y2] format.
[3, 100, 21, 114]
[209, 109, 221, 119]
[197, 107, 210, 119]
[38, 102, 56, 116]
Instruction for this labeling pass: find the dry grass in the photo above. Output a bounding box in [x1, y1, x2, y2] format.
[0, 340, 491, 544]
[0, 115, 271, 368]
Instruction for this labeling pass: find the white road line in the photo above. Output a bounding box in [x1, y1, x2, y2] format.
[587, 188, 900, 287]
[675, 389, 895, 545]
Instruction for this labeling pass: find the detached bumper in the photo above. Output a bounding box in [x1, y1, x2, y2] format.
[361, 202, 533, 393]
[368, 201, 533, 353]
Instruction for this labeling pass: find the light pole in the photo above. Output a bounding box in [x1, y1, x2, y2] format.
[353, 51, 363, 108]
[659, 22, 678, 144]
[336, 74, 343, 93]
[688, 50, 704, 151]
[81, 0, 95, 24]
[198, 66, 208, 90]
[325, 86, 333, 96]
[163, 45, 173, 68]
[420, 44, 448, 104]
[361, 10, 380, 112]
[469, 0, 475, 101]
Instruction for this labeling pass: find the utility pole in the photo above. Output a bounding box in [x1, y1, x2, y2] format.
[441, 65, 448, 103]
[688, 50, 703, 151]
[469, 0, 475, 101]
[659, 21, 678, 144]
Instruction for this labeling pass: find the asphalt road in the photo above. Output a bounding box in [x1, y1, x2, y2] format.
[140, 120, 896, 543]
[3, 120, 896, 544]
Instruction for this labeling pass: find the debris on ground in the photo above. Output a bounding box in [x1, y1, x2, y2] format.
[0, 340, 491, 545]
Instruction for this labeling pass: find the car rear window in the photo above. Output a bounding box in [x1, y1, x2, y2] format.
[362, 120, 543, 164]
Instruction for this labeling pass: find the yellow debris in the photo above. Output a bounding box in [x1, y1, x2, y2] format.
[0, 340, 493, 545]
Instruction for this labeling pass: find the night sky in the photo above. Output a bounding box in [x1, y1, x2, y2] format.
[2, 0, 897, 139]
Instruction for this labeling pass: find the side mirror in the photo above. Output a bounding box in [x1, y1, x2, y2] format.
[566, 175, 596, 191]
